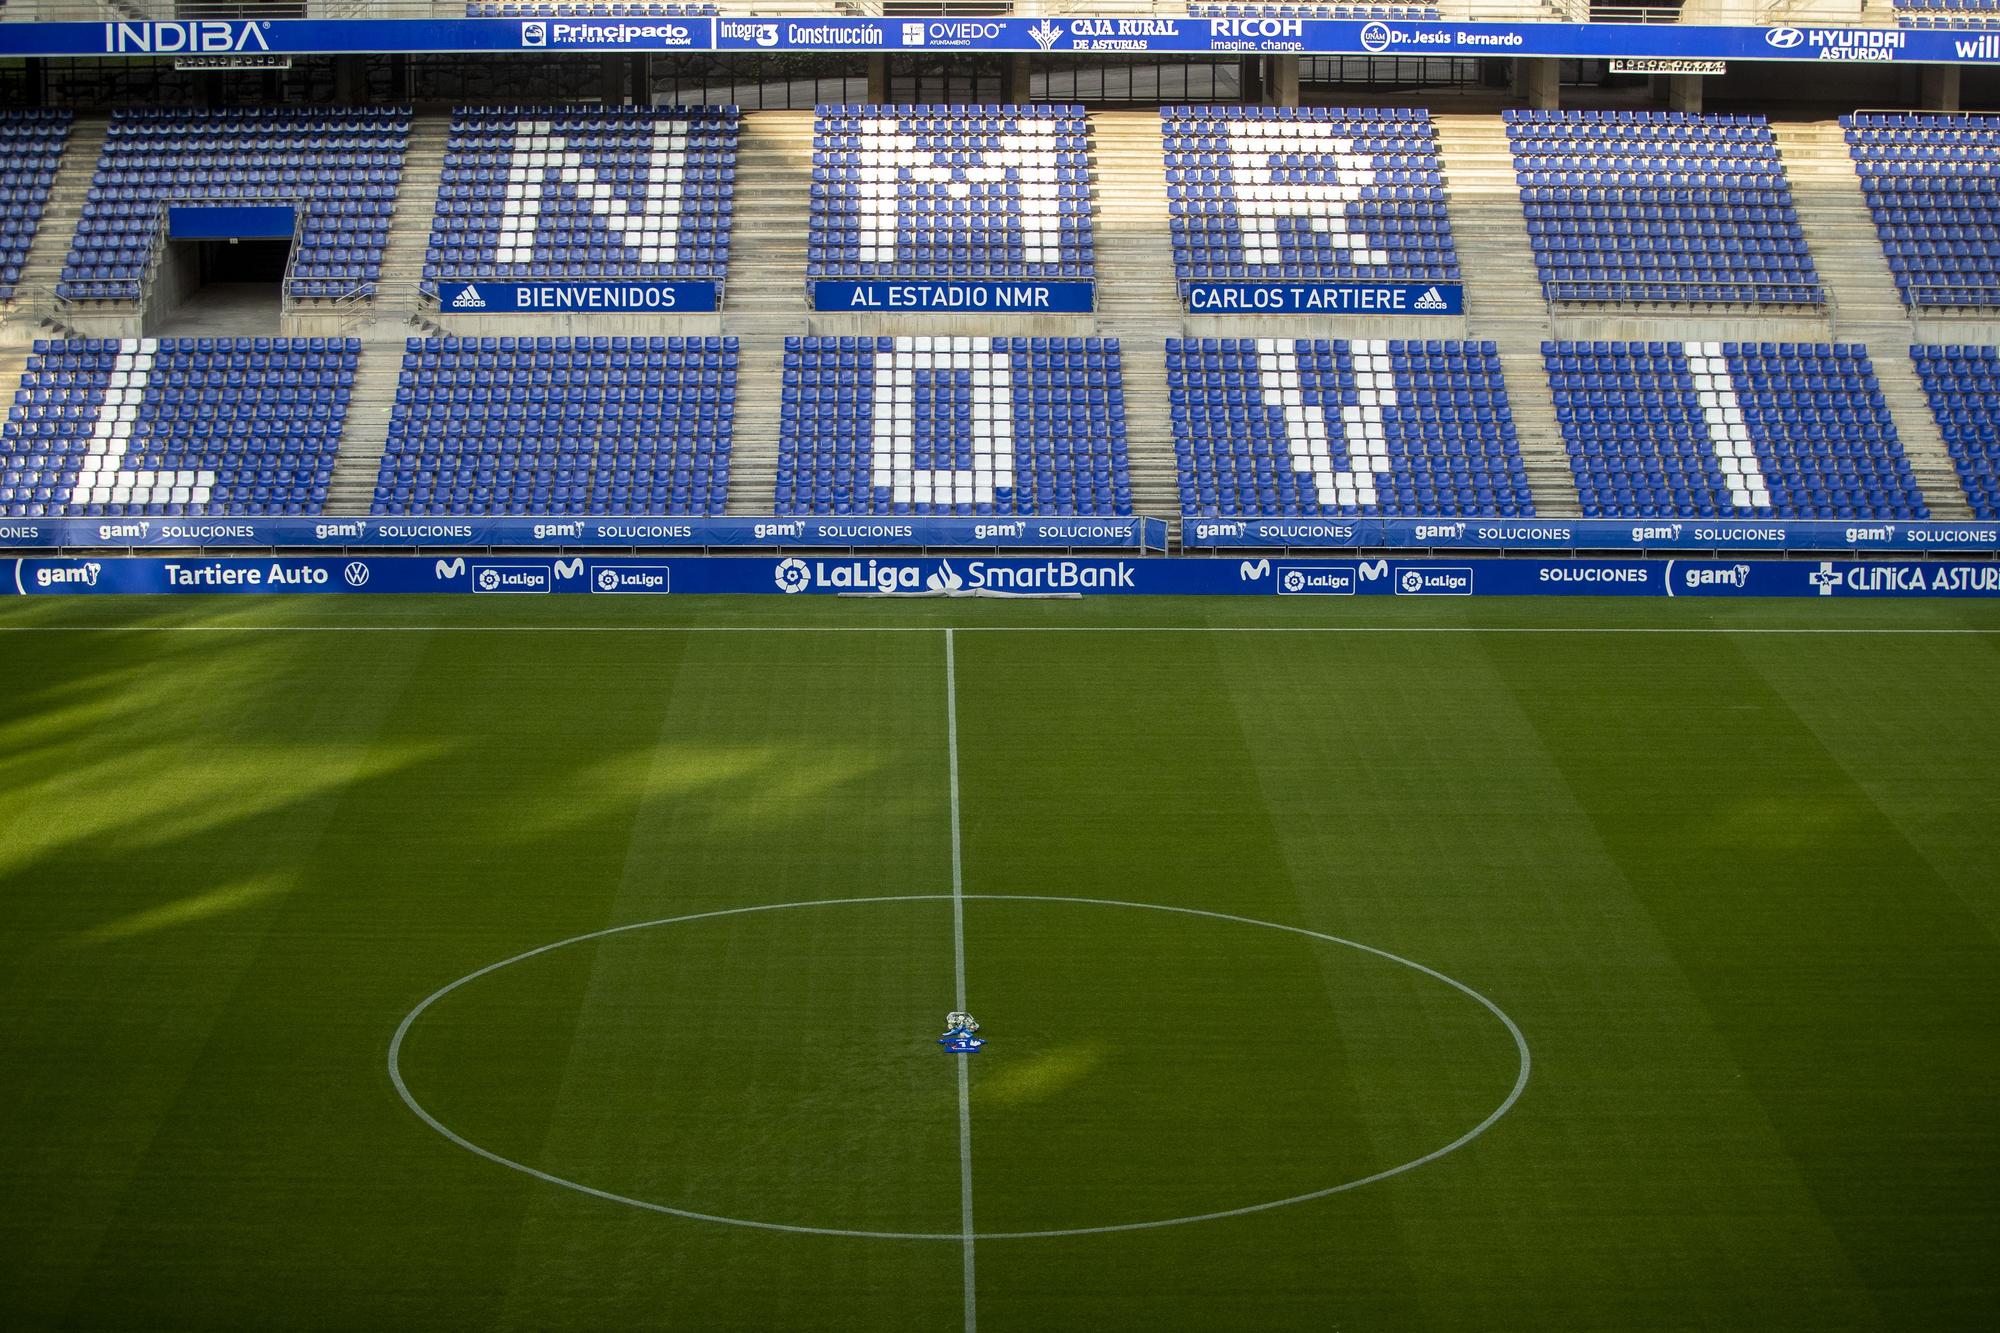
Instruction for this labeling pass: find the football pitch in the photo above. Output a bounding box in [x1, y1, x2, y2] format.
[1, 595, 1997, 1330]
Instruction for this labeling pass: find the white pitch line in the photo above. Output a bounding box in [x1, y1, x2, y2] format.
[943, 627, 977, 1333]
[2, 624, 1998, 636]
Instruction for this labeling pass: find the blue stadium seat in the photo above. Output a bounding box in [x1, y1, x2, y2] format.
[0, 110, 71, 303]
[1546, 339, 1928, 519]
[1506, 110, 1823, 306]
[1843, 113, 2000, 309]
[1168, 337, 1532, 518]
[806, 106, 1094, 283]
[775, 336, 1130, 516]
[1909, 344, 2000, 518]
[0, 337, 358, 516]
[58, 108, 409, 304]
[371, 336, 736, 517]
[1161, 105, 1459, 295]
[423, 105, 738, 295]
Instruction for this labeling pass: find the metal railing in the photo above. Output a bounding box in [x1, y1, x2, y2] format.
[1545, 276, 1832, 306]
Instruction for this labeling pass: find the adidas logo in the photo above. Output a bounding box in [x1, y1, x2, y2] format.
[450, 286, 488, 310]
[1413, 286, 1448, 312]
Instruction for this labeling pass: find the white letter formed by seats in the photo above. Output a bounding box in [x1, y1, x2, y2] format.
[870, 337, 1016, 508]
[497, 120, 690, 265]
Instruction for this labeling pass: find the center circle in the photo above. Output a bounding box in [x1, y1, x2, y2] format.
[388, 894, 1529, 1241]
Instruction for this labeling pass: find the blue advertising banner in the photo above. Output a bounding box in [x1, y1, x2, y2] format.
[0, 515, 1166, 552]
[1, 17, 1996, 64]
[810, 281, 1095, 315]
[9, 554, 2000, 598]
[166, 204, 296, 240]
[437, 281, 719, 314]
[1184, 282, 1462, 316]
[1181, 516, 2000, 555]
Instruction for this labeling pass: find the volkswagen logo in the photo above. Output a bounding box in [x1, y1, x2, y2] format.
[342, 560, 369, 588]
[1359, 21, 1394, 52]
[1765, 26, 1804, 48]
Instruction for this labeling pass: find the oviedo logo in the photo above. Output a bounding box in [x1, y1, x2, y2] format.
[1765, 26, 1804, 48]
[774, 557, 811, 594]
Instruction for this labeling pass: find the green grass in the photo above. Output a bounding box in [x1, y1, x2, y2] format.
[1, 595, 1997, 1330]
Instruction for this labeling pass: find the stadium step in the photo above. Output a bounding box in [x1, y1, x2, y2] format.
[0, 114, 106, 344]
[342, 110, 450, 339]
[724, 338, 785, 515]
[1088, 109, 1186, 524]
[722, 110, 817, 335]
[1431, 113, 1580, 517]
[324, 342, 409, 516]
[1774, 120, 1976, 520]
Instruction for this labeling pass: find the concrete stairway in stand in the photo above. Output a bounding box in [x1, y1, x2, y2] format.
[347, 111, 449, 340]
[1433, 113, 1578, 517]
[1089, 109, 1187, 525]
[1775, 119, 1974, 521]
[1, 115, 107, 344]
[324, 344, 408, 516]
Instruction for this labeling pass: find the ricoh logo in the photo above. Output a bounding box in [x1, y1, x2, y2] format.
[754, 521, 805, 541]
[1214, 16, 1305, 39]
[105, 20, 270, 53]
[315, 520, 366, 542]
[35, 562, 102, 589]
[532, 521, 584, 542]
[98, 521, 150, 541]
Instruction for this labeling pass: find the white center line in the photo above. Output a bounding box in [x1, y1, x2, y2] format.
[944, 627, 976, 1332]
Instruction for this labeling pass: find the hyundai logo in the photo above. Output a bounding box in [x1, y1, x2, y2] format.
[1765, 26, 1803, 48]
[1359, 21, 1394, 52]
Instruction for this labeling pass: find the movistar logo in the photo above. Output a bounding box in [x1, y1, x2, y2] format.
[104, 21, 270, 53]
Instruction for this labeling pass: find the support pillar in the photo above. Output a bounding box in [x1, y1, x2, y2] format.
[1239, 56, 1263, 104]
[1921, 64, 1962, 111]
[867, 54, 889, 104]
[334, 55, 367, 105]
[1267, 54, 1299, 107]
[1513, 58, 1558, 110]
[1002, 54, 1032, 103]
[1668, 74, 1703, 114]
[600, 55, 625, 106]
[631, 54, 651, 106]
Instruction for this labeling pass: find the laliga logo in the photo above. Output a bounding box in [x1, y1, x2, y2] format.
[597, 568, 619, 592]
[774, 557, 811, 594]
[1029, 19, 1063, 50]
[1359, 21, 1395, 52]
[342, 561, 369, 588]
[478, 568, 501, 592]
[1765, 26, 1804, 48]
[1283, 570, 1306, 593]
[1399, 569, 1424, 593]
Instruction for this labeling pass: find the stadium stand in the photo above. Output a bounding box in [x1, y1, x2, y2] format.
[0, 110, 70, 304]
[806, 105, 1094, 285]
[371, 336, 736, 516]
[58, 108, 410, 304]
[0, 337, 358, 517]
[1843, 112, 2000, 308]
[1548, 340, 1928, 519]
[1187, 5, 1445, 17]
[1168, 338, 1533, 518]
[1893, 0, 2000, 27]
[1161, 106, 1460, 295]
[775, 336, 1130, 516]
[424, 106, 737, 299]
[1909, 345, 2000, 520]
[1506, 110, 1823, 305]
[465, 3, 716, 14]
